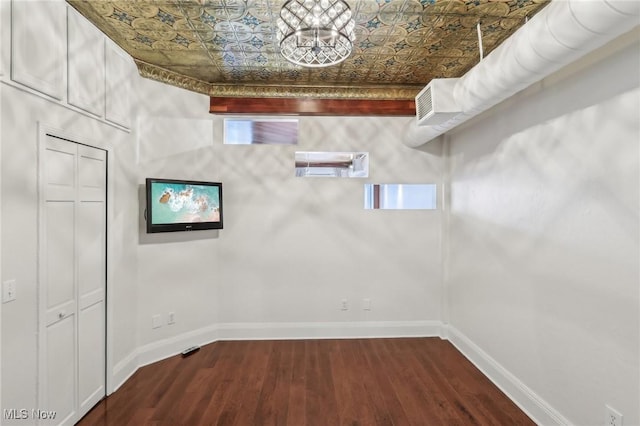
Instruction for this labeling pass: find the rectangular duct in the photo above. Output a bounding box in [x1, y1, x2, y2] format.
[415, 78, 461, 126]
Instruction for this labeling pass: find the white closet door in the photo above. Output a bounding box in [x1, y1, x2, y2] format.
[40, 135, 106, 425]
[77, 145, 106, 416]
[41, 136, 79, 426]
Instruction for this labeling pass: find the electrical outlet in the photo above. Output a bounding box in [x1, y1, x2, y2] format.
[168, 312, 175, 325]
[605, 405, 623, 426]
[340, 299, 348, 311]
[152, 314, 162, 329]
[363, 298, 371, 311]
[2, 279, 17, 303]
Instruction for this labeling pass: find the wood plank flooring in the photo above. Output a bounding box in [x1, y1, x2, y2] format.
[79, 338, 535, 426]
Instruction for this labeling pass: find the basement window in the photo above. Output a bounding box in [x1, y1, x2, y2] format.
[295, 151, 369, 178]
[224, 118, 299, 145]
[364, 184, 437, 210]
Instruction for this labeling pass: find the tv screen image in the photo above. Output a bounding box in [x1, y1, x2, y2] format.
[146, 178, 223, 233]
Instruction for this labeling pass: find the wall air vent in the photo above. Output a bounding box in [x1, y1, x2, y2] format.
[415, 78, 461, 126]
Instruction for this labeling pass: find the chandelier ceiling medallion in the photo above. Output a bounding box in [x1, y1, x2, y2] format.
[277, 0, 356, 68]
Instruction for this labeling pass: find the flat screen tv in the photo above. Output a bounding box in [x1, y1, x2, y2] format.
[145, 178, 223, 233]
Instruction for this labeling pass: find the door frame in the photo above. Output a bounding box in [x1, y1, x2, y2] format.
[37, 123, 114, 420]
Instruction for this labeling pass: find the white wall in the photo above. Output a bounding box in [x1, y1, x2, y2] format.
[1, 3, 140, 421]
[134, 79, 222, 360]
[215, 116, 443, 329]
[135, 76, 445, 351]
[0, 85, 139, 421]
[446, 30, 639, 425]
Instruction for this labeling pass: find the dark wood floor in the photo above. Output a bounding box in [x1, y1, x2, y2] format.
[79, 338, 534, 426]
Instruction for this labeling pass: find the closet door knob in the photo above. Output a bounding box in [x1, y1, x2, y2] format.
[58, 311, 66, 319]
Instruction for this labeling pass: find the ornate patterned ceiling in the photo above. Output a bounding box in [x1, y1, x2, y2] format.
[68, 0, 549, 100]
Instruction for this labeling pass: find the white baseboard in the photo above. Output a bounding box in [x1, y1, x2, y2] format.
[446, 325, 571, 426]
[216, 320, 444, 341]
[110, 323, 218, 393]
[136, 323, 219, 368]
[111, 350, 138, 393]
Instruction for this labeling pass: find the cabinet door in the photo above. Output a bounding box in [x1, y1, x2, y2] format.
[11, 0, 65, 99]
[105, 41, 132, 128]
[68, 9, 105, 116]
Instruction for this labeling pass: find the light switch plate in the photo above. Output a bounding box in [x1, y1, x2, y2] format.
[152, 314, 162, 329]
[2, 280, 16, 303]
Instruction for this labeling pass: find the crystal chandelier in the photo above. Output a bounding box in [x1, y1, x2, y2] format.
[277, 0, 356, 68]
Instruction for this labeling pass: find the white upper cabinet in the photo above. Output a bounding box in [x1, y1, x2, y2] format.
[105, 40, 132, 129]
[11, 0, 66, 100]
[7, 1, 135, 128]
[68, 8, 105, 116]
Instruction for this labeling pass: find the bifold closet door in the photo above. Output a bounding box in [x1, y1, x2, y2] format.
[77, 144, 106, 416]
[40, 135, 106, 425]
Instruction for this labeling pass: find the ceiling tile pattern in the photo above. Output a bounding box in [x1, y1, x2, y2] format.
[68, 0, 549, 100]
